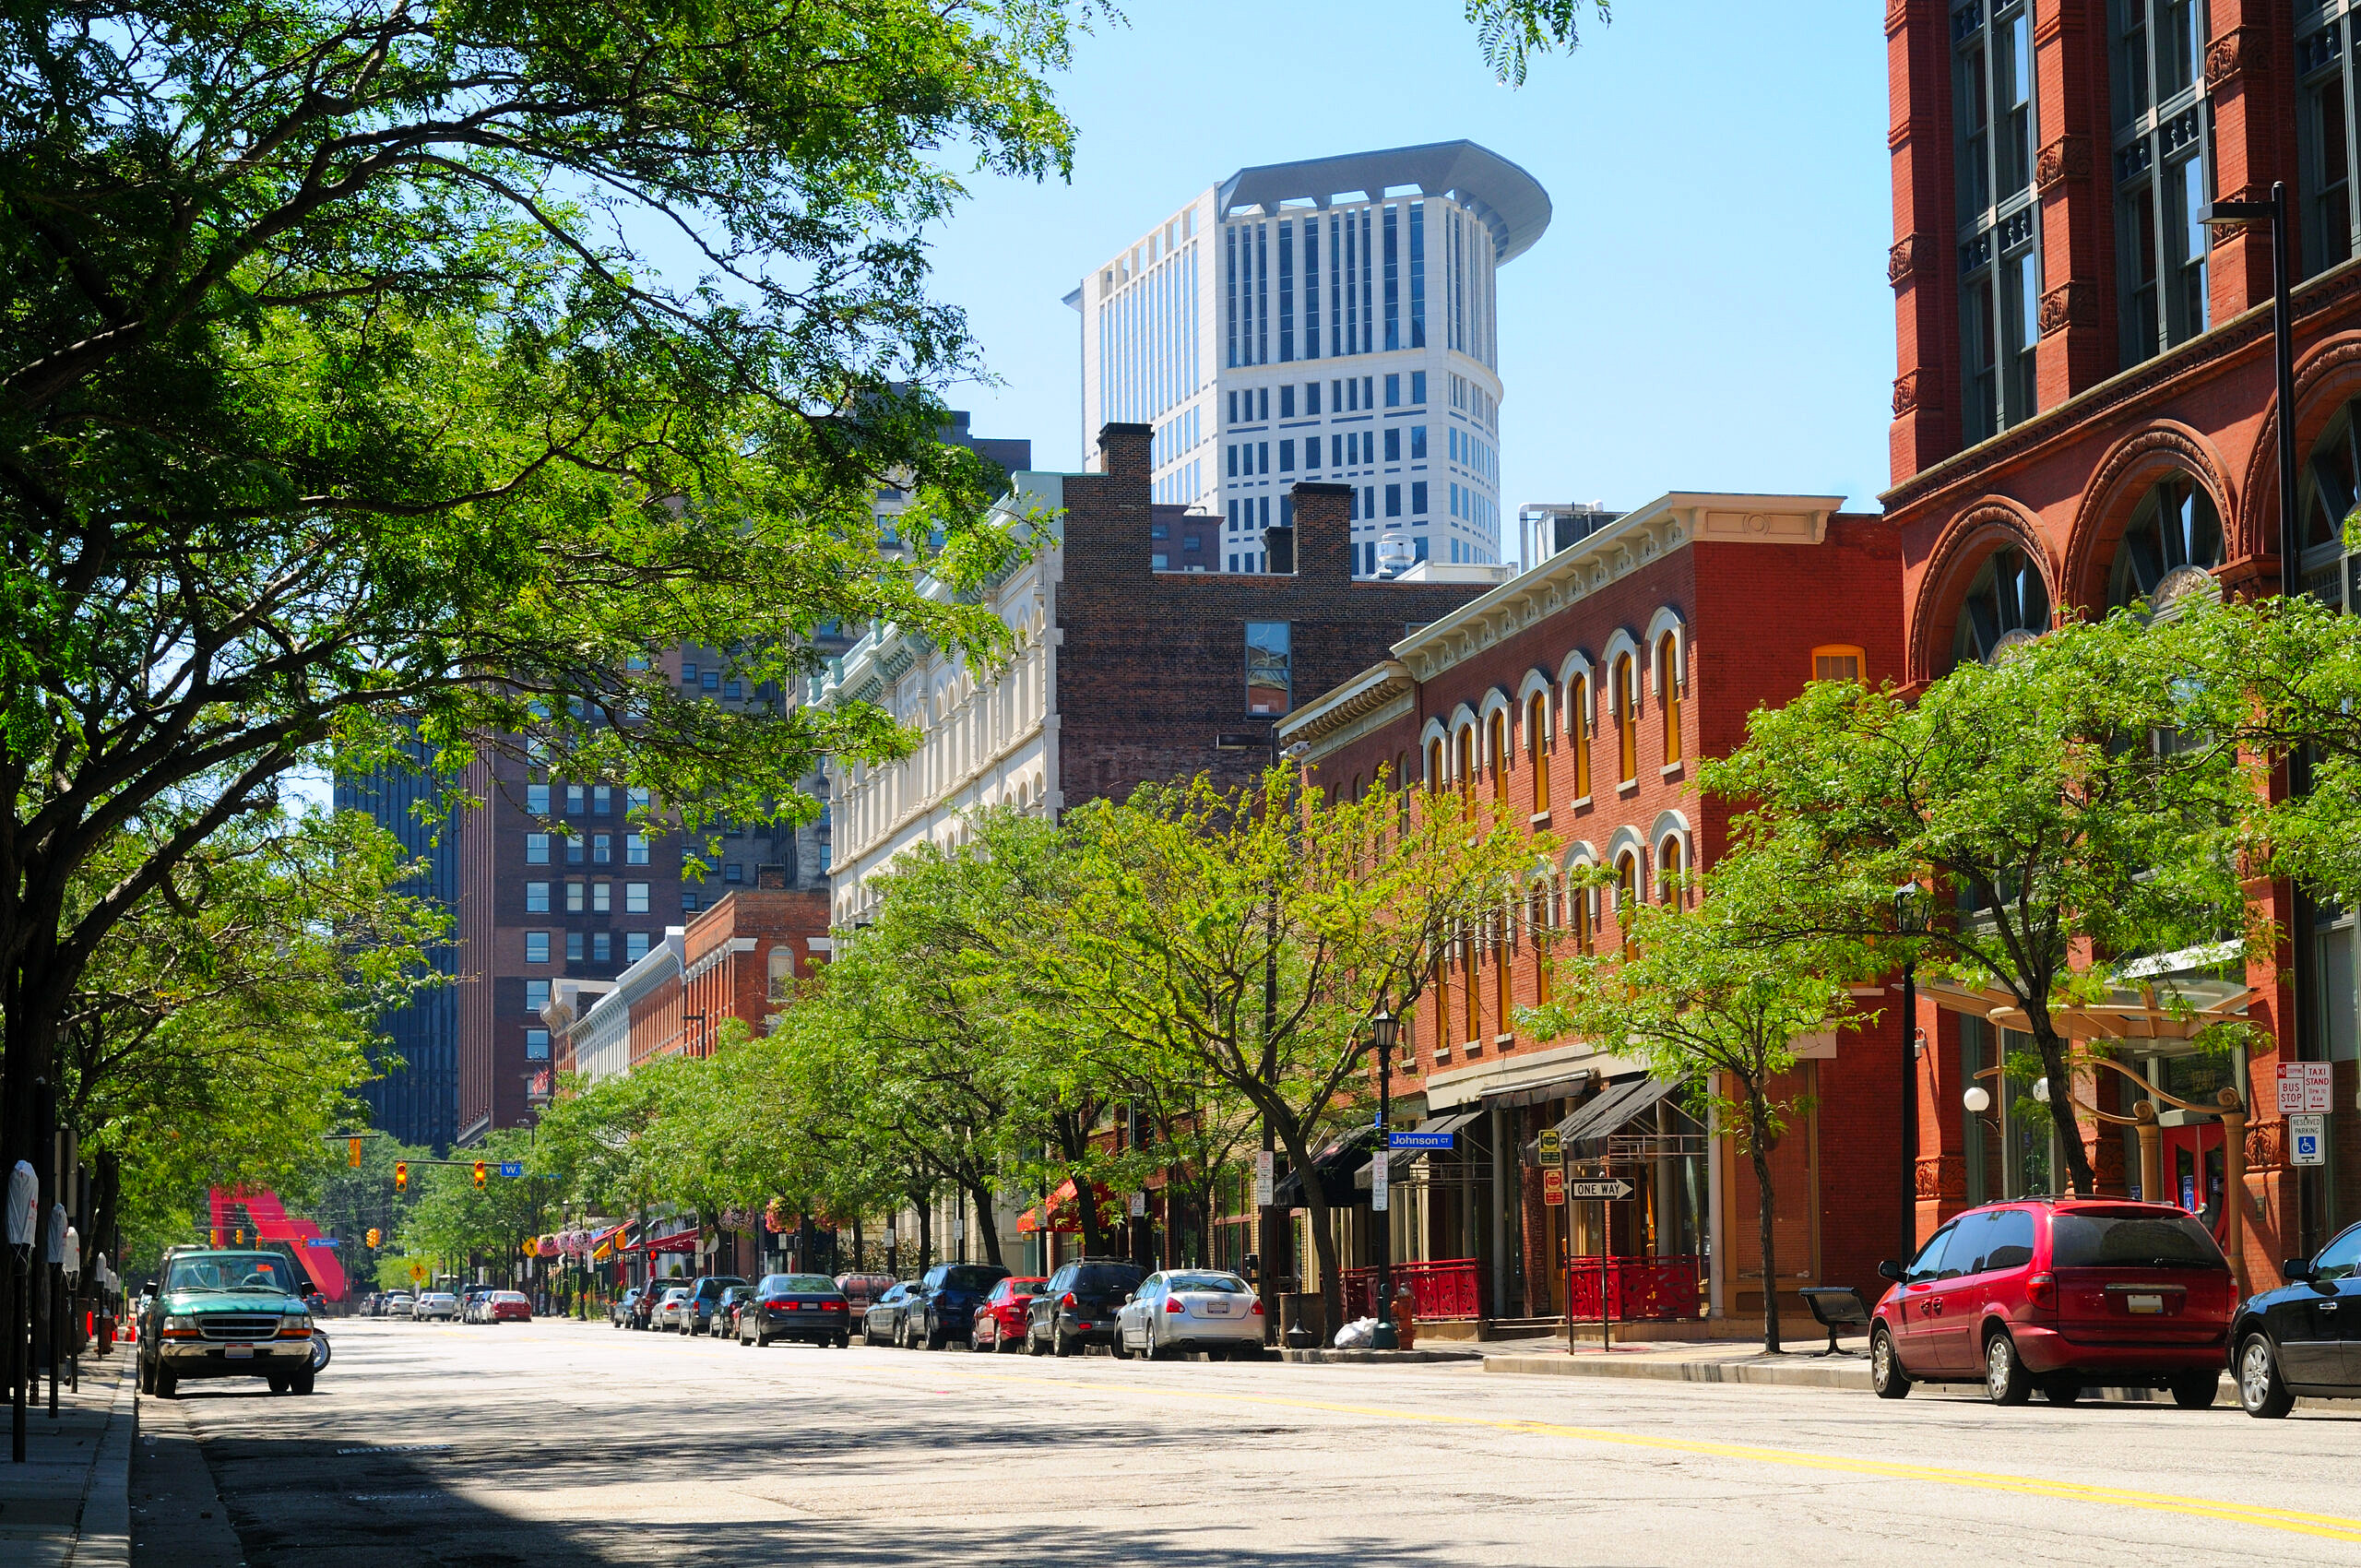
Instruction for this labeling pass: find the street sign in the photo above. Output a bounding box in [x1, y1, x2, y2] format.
[1389, 1130, 1456, 1151]
[1541, 1168, 1564, 1206]
[2278, 1062, 2333, 1115]
[1370, 1149, 1390, 1213]
[409, 1263, 424, 1281]
[305, 1238, 338, 1248]
[498, 1161, 524, 1179]
[2292, 1113, 2327, 1167]
[1129, 1191, 1146, 1218]
[1537, 1128, 1562, 1165]
[1568, 1179, 1634, 1201]
[1253, 1149, 1275, 1207]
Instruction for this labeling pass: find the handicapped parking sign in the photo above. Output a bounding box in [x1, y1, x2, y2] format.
[2292, 1113, 2326, 1167]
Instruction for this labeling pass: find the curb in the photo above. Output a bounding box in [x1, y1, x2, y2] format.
[1279, 1348, 1485, 1365]
[1485, 1352, 1872, 1391]
[73, 1358, 134, 1568]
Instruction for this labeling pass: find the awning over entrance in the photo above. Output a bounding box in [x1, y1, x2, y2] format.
[1364, 1110, 1484, 1182]
[1017, 1178, 1116, 1235]
[625, 1223, 699, 1255]
[1922, 977, 2253, 1043]
[1273, 1125, 1383, 1208]
[1552, 1075, 1682, 1147]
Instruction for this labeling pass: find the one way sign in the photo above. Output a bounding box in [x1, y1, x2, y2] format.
[1568, 1179, 1634, 1201]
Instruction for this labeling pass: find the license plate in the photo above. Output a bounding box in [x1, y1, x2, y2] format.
[2126, 1294, 2164, 1314]
[1200, 1302, 1231, 1315]
[225, 1345, 255, 1359]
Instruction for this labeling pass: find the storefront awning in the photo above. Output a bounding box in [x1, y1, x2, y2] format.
[1364, 1110, 1485, 1181]
[1018, 1178, 1116, 1235]
[1922, 978, 2253, 1043]
[1273, 1126, 1383, 1208]
[1552, 1075, 1682, 1146]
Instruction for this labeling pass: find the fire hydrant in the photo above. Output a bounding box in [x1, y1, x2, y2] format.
[1393, 1284, 1418, 1350]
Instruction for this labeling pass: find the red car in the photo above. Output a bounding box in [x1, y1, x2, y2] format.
[1870, 1198, 2235, 1407]
[488, 1291, 534, 1323]
[969, 1277, 1049, 1354]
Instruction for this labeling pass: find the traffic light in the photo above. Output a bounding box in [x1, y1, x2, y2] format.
[349, 1136, 362, 1168]
[209, 1227, 220, 1247]
[233, 1228, 245, 1244]
[394, 1161, 408, 1193]
[472, 1160, 487, 1190]
[365, 1228, 381, 1248]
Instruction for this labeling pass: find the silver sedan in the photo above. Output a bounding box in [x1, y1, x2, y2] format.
[1114, 1270, 1265, 1361]
[652, 1287, 692, 1331]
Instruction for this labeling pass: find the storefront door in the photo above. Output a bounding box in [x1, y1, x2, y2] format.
[2160, 1122, 2228, 1246]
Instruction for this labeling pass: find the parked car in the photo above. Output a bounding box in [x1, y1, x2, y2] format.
[711, 1285, 757, 1338]
[907, 1263, 1011, 1350]
[413, 1291, 459, 1323]
[632, 1284, 666, 1330]
[487, 1290, 533, 1323]
[1113, 1270, 1265, 1361]
[610, 1289, 645, 1328]
[1869, 1198, 2235, 1407]
[861, 1282, 919, 1348]
[382, 1292, 415, 1319]
[835, 1274, 896, 1319]
[652, 1287, 693, 1331]
[740, 1273, 853, 1348]
[2230, 1219, 2361, 1417]
[136, 1248, 321, 1397]
[1026, 1260, 1145, 1358]
[969, 1277, 1048, 1353]
[459, 1286, 496, 1324]
[677, 1275, 750, 1336]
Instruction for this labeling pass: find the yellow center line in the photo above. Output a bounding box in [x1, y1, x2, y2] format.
[913, 1365, 2361, 1545]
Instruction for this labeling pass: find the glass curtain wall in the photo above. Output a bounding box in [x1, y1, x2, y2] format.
[2297, 2, 2360, 279]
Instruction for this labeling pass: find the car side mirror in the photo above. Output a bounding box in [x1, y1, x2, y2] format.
[2284, 1258, 2318, 1284]
[1877, 1260, 1905, 1283]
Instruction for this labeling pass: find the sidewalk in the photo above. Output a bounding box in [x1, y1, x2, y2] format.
[1481, 1330, 1875, 1391]
[0, 1351, 136, 1568]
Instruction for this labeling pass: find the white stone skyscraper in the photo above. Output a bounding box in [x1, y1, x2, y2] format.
[1068, 140, 1549, 575]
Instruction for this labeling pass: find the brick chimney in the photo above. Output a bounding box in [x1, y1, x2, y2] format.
[1288, 481, 1354, 586]
[1096, 422, 1152, 483]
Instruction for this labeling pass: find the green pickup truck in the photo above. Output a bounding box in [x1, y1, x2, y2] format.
[138, 1248, 320, 1397]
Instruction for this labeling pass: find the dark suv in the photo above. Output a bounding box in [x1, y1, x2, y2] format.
[1026, 1259, 1145, 1358]
[907, 1263, 1011, 1349]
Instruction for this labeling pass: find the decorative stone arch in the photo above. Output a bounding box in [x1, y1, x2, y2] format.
[1604, 825, 1650, 906]
[2063, 422, 2235, 611]
[1418, 716, 1451, 787]
[1907, 495, 2058, 685]
[1448, 701, 1481, 782]
[1557, 649, 1598, 738]
[1599, 629, 1643, 703]
[1643, 607, 1689, 696]
[2243, 332, 2361, 566]
[1476, 686, 1516, 725]
[1650, 809, 1694, 899]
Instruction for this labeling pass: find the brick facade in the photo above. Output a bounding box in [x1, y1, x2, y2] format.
[1283, 494, 1908, 1322]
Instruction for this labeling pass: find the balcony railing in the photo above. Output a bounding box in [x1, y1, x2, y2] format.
[1341, 1258, 1483, 1321]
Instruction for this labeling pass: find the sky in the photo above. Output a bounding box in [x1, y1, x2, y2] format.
[917, 0, 1899, 563]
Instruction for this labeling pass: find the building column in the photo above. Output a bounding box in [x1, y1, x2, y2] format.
[2204, 0, 2297, 318]
[1888, 0, 1964, 478]
[2032, 0, 2117, 402]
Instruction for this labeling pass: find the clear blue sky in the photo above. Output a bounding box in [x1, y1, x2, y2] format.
[921, 0, 1898, 560]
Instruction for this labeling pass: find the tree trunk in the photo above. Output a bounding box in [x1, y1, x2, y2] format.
[915, 1189, 933, 1270]
[2030, 1026, 2095, 1196]
[963, 1178, 1003, 1267]
[1272, 1119, 1341, 1344]
[1750, 1098, 1782, 1356]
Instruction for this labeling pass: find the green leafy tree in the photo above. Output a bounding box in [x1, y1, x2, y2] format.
[1464, 0, 1612, 84]
[1704, 608, 2256, 1198]
[0, 0, 1085, 1186]
[1523, 866, 1869, 1353]
[1050, 766, 1546, 1340]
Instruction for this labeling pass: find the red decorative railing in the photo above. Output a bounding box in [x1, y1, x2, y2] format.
[1342, 1258, 1484, 1321]
[1563, 1253, 1703, 1322]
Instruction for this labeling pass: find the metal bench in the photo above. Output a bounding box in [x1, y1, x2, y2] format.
[1798, 1286, 1870, 1357]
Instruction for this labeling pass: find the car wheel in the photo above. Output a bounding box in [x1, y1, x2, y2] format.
[1052, 1324, 1074, 1359]
[267, 1372, 290, 1394]
[1026, 1323, 1046, 1357]
[2169, 1372, 2218, 1409]
[153, 1369, 177, 1399]
[2041, 1380, 2081, 1405]
[863, 1321, 881, 1348]
[1983, 1331, 2031, 1406]
[290, 1367, 315, 1396]
[893, 1315, 909, 1349]
[137, 1356, 156, 1395]
[1000, 1328, 1024, 1355]
[1109, 1326, 1133, 1361]
[1869, 1326, 1911, 1399]
[2237, 1333, 2295, 1419]
[923, 1313, 945, 1351]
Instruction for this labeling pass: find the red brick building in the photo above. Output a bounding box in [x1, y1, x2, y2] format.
[1281, 493, 1906, 1329]
[1885, 0, 2361, 1275]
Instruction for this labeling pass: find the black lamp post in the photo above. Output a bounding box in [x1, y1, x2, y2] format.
[1368, 1011, 1401, 1351]
[2199, 183, 2303, 589]
[1894, 884, 1926, 1271]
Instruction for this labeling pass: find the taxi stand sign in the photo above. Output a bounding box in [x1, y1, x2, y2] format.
[1370, 1145, 1389, 1212]
[2279, 1061, 2333, 1115]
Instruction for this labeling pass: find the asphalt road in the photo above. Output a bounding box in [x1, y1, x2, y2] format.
[130, 1314, 2361, 1567]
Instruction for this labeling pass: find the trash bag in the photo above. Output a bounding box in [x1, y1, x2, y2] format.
[1333, 1315, 1379, 1349]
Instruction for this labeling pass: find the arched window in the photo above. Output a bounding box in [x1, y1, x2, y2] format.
[1528, 877, 1553, 1005]
[1489, 710, 1509, 802]
[2107, 476, 2224, 611]
[1655, 632, 1683, 766]
[1657, 835, 1684, 905]
[1950, 543, 2052, 668]
[1568, 674, 1593, 800]
[1526, 691, 1550, 811]
[1456, 726, 1477, 792]
[2301, 399, 2361, 601]
[1427, 737, 1446, 794]
[1611, 655, 1638, 784]
[1462, 924, 1481, 1042]
[1615, 850, 1640, 916]
[1570, 879, 1594, 955]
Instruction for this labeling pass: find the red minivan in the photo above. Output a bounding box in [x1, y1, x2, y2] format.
[1869, 1198, 2235, 1406]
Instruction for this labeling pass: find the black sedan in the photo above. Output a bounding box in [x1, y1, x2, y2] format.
[739, 1273, 853, 1348]
[861, 1281, 918, 1348]
[1026, 1259, 1145, 1357]
[2231, 1223, 2361, 1417]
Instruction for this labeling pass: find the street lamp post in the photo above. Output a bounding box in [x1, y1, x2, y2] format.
[1894, 884, 1926, 1271]
[2200, 183, 2302, 589]
[1368, 1012, 1401, 1352]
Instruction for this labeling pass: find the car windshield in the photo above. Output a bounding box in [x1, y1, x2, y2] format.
[164, 1253, 296, 1294]
[2051, 1209, 2226, 1269]
[940, 1266, 1005, 1291]
[1165, 1273, 1250, 1294]
[1074, 1265, 1143, 1290]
